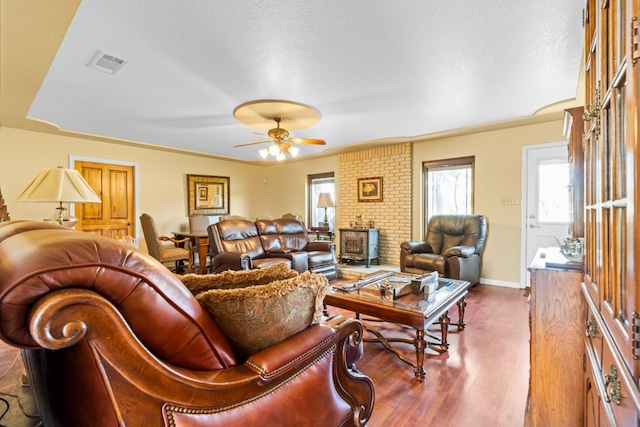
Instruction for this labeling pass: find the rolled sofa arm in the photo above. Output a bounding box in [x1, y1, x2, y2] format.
[442, 245, 476, 258]
[400, 241, 433, 254]
[212, 251, 253, 272]
[306, 240, 336, 253]
[246, 324, 334, 378]
[318, 315, 375, 426]
[0, 221, 237, 369]
[322, 315, 364, 368]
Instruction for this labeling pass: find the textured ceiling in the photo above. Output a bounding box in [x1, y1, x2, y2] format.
[2, 0, 585, 163]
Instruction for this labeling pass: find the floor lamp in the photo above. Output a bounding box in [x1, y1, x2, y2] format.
[16, 167, 102, 228]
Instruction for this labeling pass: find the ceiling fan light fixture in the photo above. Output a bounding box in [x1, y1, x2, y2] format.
[268, 144, 281, 156]
[259, 143, 299, 161]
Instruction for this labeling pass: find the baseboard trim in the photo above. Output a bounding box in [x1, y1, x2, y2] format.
[480, 277, 523, 289]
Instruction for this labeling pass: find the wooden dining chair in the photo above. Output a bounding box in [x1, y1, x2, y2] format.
[140, 213, 191, 273]
[188, 214, 211, 272]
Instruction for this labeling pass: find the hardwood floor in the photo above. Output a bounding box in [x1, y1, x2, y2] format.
[0, 284, 529, 427]
[0, 347, 41, 426]
[329, 283, 531, 427]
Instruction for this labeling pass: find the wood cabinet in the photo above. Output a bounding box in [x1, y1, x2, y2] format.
[338, 228, 379, 267]
[528, 249, 585, 426]
[581, 0, 640, 425]
[564, 106, 585, 238]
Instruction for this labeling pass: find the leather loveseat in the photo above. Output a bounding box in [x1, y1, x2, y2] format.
[400, 214, 487, 285]
[207, 217, 338, 280]
[0, 220, 373, 426]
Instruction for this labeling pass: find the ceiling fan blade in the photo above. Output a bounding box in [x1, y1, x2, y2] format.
[288, 138, 326, 145]
[233, 140, 271, 148]
[252, 131, 267, 136]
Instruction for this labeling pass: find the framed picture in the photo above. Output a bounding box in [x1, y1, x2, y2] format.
[358, 176, 383, 202]
[187, 174, 230, 215]
[198, 186, 208, 201]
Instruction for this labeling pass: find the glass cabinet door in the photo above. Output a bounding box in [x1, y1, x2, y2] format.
[583, 0, 638, 374]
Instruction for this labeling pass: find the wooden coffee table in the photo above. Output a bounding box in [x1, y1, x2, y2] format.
[324, 271, 471, 381]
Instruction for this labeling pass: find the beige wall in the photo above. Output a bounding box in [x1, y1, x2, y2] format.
[1, 118, 566, 286]
[0, 126, 265, 253]
[259, 155, 339, 220]
[412, 119, 566, 286]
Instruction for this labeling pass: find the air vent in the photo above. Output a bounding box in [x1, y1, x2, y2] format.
[87, 51, 127, 75]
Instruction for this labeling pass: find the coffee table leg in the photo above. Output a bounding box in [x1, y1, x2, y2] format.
[457, 297, 467, 330]
[414, 329, 426, 381]
[439, 313, 450, 350]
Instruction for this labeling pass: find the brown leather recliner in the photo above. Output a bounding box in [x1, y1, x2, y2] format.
[400, 214, 487, 285]
[0, 220, 374, 427]
[268, 218, 338, 280]
[208, 218, 338, 280]
[207, 218, 294, 272]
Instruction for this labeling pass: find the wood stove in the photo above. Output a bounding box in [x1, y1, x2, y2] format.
[339, 228, 379, 267]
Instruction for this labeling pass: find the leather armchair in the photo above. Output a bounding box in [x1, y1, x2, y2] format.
[0, 220, 374, 426]
[400, 214, 487, 285]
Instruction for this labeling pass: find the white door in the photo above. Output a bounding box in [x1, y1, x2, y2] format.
[522, 143, 571, 287]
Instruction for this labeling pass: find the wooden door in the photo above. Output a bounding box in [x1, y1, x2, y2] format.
[74, 161, 135, 240]
[524, 143, 572, 270]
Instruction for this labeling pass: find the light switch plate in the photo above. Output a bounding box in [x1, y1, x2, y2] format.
[501, 197, 519, 205]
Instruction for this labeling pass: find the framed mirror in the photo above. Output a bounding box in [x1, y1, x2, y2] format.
[187, 174, 230, 215]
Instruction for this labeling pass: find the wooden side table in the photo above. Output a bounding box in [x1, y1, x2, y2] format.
[308, 227, 333, 241]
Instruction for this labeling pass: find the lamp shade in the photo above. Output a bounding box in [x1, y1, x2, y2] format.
[16, 167, 101, 203]
[316, 192, 334, 208]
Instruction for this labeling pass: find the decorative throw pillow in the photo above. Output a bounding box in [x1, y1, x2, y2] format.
[180, 264, 329, 359]
[180, 262, 298, 295]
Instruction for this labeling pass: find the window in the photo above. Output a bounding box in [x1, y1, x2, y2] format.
[537, 159, 570, 223]
[423, 156, 474, 226]
[308, 172, 335, 229]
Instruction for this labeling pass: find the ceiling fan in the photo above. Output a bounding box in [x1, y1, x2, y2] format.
[233, 117, 326, 160]
[232, 99, 326, 161]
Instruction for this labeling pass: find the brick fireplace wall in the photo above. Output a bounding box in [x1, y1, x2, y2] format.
[337, 144, 412, 265]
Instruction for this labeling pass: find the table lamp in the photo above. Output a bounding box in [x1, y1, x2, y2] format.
[16, 166, 102, 227]
[316, 192, 334, 227]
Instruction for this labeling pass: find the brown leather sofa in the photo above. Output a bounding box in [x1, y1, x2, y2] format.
[400, 214, 487, 285]
[208, 217, 338, 280]
[0, 220, 373, 426]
